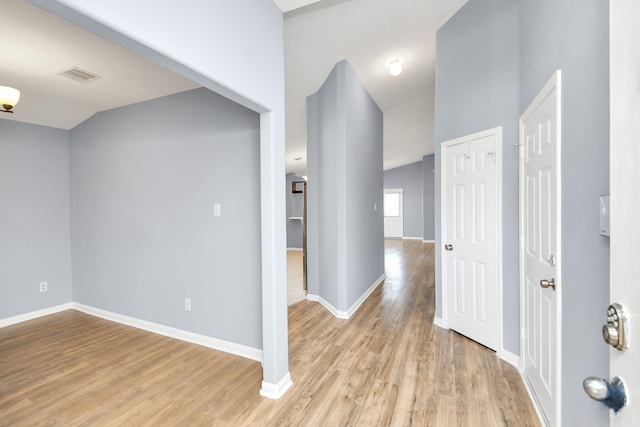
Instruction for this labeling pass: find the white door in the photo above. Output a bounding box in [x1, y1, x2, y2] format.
[384, 189, 403, 238]
[610, 1, 639, 424]
[442, 128, 500, 351]
[520, 71, 561, 427]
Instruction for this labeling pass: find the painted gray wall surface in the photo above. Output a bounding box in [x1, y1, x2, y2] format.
[519, 1, 610, 425]
[383, 161, 423, 239]
[70, 88, 263, 349]
[437, 0, 610, 424]
[286, 173, 304, 249]
[435, 0, 520, 353]
[422, 154, 435, 241]
[0, 120, 73, 318]
[307, 60, 384, 311]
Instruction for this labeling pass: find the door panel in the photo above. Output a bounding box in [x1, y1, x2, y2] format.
[383, 189, 403, 238]
[443, 129, 500, 351]
[520, 71, 561, 426]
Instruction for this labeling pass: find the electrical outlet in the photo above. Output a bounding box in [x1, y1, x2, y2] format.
[184, 298, 192, 312]
[39, 282, 48, 293]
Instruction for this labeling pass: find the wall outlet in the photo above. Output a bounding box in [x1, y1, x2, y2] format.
[39, 282, 48, 293]
[184, 298, 192, 312]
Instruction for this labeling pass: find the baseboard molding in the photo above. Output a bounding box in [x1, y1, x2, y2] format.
[403, 237, 423, 240]
[0, 303, 73, 328]
[260, 372, 293, 399]
[433, 315, 446, 329]
[286, 247, 303, 252]
[307, 274, 385, 320]
[422, 239, 435, 243]
[72, 303, 262, 362]
[498, 348, 520, 369]
[346, 274, 385, 318]
[519, 369, 549, 427]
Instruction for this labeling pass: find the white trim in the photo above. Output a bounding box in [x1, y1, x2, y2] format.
[346, 274, 385, 318]
[72, 303, 262, 362]
[520, 370, 550, 427]
[440, 126, 503, 352]
[498, 348, 520, 370]
[519, 70, 562, 427]
[260, 372, 293, 399]
[0, 303, 73, 328]
[286, 247, 303, 252]
[422, 239, 435, 243]
[433, 315, 447, 329]
[307, 274, 385, 320]
[402, 237, 422, 240]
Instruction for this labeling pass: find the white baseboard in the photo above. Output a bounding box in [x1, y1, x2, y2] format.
[0, 303, 73, 328]
[433, 315, 446, 329]
[403, 237, 423, 240]
[286, 247, 303, 252]
[307, 274, 385, 320]
[72, 303, 262, 362]
[498, 348, 520, 369]
[422, 239, 435, 243]
[260, 372, 293, 399]
[346, 274, 385, 318]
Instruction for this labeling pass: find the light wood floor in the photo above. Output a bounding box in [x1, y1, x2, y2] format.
[0, 239, 539, 426]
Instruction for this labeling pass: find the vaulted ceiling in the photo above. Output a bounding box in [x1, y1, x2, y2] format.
[2, 0, 466, 174]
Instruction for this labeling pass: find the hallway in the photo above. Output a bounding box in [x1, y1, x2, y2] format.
[0, 240, 539, 426]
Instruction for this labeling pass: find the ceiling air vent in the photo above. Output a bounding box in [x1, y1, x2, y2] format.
[58, 67, 101, 84]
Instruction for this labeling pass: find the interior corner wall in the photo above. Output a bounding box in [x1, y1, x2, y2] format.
[286, 172, 304, 249]
[422, 154, 435, 241]
[383, 161, 423, 239]
[520, 1, 610, 425]
[434, 0, 519, 351]
[0, 120, 73, 319]
[69, 88, 263, 350]
[307, 60, 384, 312]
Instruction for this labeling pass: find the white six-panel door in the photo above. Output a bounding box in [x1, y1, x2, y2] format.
[442, 128, 500, 351]
[520, 71, 561, 427]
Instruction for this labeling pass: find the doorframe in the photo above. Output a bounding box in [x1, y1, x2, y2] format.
[440, 126, 503, 355]
[518, 70, 562, 427]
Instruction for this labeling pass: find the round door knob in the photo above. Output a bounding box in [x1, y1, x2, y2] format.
[603, 324, 619, 347]
[539, 278, 556, 290]
[444, 244, 453, 251]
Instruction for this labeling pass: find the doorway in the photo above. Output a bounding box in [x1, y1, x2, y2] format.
[384, 189, 404, 238]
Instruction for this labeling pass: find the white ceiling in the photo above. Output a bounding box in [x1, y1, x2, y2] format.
[2, 0, 466, 174]
[281, 0, 468, 174]
[0, 0, 199, 130]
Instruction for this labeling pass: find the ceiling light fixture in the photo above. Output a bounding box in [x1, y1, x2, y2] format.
[388, 58, 402, 77]
[0, 86, 20, 113]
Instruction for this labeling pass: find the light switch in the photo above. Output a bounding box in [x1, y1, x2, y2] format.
[214, 203, 221, 217]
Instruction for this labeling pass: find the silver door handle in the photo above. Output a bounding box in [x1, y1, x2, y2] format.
[444, 244, 453, 251]
[540, 278, 556, 290]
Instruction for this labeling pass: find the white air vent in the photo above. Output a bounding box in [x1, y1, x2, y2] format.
[58, 67, 101, 83]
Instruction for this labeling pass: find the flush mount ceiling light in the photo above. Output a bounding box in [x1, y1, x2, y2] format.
[388, 58, 402, 77]
[0, 86, 20, 113]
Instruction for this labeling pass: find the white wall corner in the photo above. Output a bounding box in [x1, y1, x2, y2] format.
[71, 303, 262, 362]
[0, 303, 73, 328]
[433, 315, 447, 329]
[260, 372, 293, 399]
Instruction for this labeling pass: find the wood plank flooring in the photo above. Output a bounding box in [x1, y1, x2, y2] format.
[0, 239, 539, 426]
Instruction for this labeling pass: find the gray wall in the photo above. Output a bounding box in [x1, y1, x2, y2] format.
[436, 0, 610, 425]
[383, 161, 423, 239]
[0, 120, 73, 318]
[307, 60, 384, 312]
[435, 0, 520, 353]
[70, 88, 263, 349]
[520, 1, 610, 424]
[422, 154, 435, 241]
[286, 172, 304, 249]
